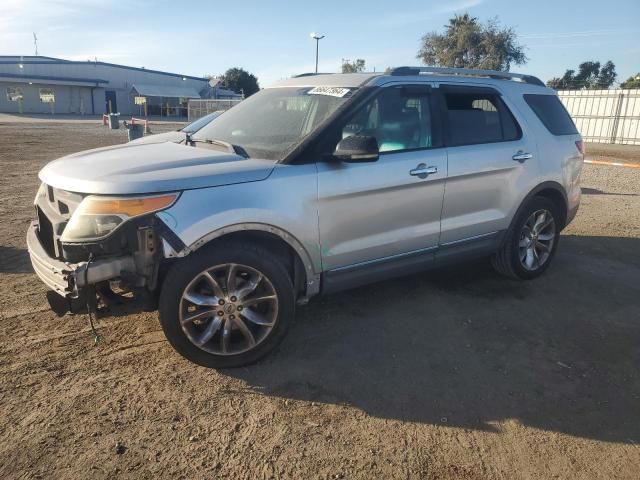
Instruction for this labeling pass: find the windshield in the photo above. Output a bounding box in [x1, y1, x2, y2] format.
[192, 86, 356, 160]
[183, 110, 224, 133]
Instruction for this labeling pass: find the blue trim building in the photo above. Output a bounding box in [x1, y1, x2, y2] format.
[0, 56, 242, 116]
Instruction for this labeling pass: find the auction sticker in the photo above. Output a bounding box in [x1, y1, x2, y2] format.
[308, 86, 352, 97]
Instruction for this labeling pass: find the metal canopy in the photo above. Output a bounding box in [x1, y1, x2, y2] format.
[0, 72, 108, 87]
[132, 83, 201, 99]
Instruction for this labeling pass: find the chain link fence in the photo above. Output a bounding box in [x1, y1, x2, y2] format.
[188, 99, 243, 121]
[558, 89, 640, 145]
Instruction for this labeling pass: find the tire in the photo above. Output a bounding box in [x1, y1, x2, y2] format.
[158, 241, 295, 368]
[491, 196, 561, 280]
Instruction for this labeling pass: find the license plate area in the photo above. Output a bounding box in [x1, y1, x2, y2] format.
[36, 206, 57, 258]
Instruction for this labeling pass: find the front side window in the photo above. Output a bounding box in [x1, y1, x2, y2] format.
[340, 86, 434, 153]
[6, 87, 23, 102]
[39, 88, 55, 103]
[192, 87, 355, 160]
[443, 89, 520, 146]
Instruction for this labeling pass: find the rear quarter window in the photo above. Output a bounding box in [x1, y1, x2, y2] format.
[523, 94, 578, 136]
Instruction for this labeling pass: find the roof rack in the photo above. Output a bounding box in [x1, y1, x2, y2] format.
[389, 66, 545, 87]
[292, 72, 333, 78]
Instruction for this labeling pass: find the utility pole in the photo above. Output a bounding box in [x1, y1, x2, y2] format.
[310, 33, 325, 74]
[33, 33, 38, 56]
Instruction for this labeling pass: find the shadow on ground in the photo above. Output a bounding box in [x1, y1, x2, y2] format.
[0, 246, 32, 274]
[226, 235, 640, 444]
[582, 187, 639, 197]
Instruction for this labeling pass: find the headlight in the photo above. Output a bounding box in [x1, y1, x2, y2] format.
[60, 194, 178, 242]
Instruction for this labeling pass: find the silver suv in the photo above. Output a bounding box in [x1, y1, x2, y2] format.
[27, 67, 583, 368]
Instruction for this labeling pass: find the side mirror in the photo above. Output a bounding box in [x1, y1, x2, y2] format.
[333, 135, 379, 162]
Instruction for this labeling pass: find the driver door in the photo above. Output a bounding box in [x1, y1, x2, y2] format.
[315, 84, 447, 288]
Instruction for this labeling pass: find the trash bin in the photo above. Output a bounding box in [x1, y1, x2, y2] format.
[108, 113, 120, 129]
[126, 123, 143, 142]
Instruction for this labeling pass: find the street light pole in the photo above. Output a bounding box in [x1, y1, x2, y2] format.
[310, 33, 325, 74]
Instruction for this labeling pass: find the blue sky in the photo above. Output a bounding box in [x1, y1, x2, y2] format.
[2, 0, 639, 86]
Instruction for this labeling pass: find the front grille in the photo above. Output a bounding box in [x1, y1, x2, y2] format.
[36, 206, 56, 258]
[35, 184, 85, 259]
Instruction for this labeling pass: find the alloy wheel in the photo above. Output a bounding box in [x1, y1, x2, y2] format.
[179, 263, 279, 355]
[518, 209, 556, 271]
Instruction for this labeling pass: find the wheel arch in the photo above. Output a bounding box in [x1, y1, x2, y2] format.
[508, 181, 569, 237]
[533, 185, 568, 228]
[185, 223, 320, 300]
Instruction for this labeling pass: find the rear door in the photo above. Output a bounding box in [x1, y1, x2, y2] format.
[316, 84, 447, 271]
[437, 84, 539, 245]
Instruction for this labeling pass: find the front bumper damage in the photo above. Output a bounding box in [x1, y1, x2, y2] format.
[27, 220, 138, 304]
[28, 183, 184, 315]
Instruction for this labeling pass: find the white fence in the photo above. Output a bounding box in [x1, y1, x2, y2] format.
[188, 99, 243, 121]
[558, 89, 640, 145]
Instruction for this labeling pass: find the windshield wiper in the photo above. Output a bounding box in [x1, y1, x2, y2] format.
[190, 137, 249, 158]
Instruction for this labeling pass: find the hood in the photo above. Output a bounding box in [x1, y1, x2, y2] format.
[39, 142, 277, 195]
[127, 130, 185, 145]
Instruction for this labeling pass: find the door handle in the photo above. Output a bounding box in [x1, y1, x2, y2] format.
[410, 164, 438, 179]
[512, 151, 533, 163]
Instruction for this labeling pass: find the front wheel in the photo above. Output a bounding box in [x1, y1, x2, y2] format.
[158, 242, 295, 368]
[491, 197, 561, 280]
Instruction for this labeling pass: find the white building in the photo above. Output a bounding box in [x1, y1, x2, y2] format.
[0, 56, 241, 116]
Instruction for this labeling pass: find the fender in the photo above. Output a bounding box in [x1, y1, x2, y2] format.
[179, 222, 321, 298]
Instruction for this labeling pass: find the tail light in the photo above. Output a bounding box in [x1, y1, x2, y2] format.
[575, 140, 585, 159]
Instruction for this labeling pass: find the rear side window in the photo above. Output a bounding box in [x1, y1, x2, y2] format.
[523, 94, 578, 136]
[443, 90, 521, 146]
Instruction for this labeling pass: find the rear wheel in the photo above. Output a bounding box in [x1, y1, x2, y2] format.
[491, 197, 561, 280]
[159, 242, 295, 368]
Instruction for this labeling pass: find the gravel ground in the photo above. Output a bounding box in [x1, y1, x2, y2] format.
[0, 121, 639, 479]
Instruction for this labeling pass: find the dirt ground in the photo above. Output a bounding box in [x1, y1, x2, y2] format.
[584, 142, 640, 166]
[1, 120, 639, 480]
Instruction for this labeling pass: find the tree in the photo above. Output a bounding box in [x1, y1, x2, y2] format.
[596, 61, 617, 89]
[342, 59, 366, 73]
[547, 69, 575, 90]
[620, 73, 640, 89]
[220, 68, 260, 97]
[416, 14, 526, 71]
[547, 61, 617, 90]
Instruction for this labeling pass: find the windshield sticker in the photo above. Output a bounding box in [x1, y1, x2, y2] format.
[307, 86, 352, 98]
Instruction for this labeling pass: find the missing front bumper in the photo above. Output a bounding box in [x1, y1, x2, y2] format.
[26, 221, 136, 299]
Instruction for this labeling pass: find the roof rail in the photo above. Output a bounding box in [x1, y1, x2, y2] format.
[292, 72, 333, 78]
[389, 66, 545, 87]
